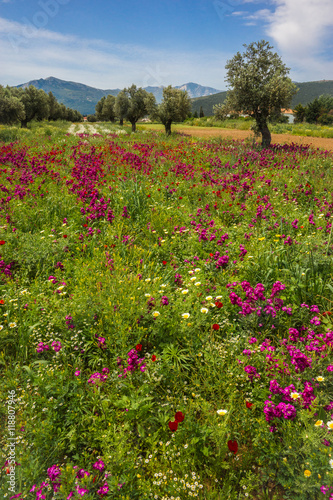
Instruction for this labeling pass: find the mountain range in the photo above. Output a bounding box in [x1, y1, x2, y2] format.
[15, 77, 333, 117]
[191, 80, 333, 116]
[16, 77, 221, 115]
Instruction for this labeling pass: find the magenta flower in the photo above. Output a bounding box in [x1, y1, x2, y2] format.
[93, 458, 105, 471]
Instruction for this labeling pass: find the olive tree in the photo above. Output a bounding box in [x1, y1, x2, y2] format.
[0, 86, 25, 125]
[19, 86, 50, 127]
[114, 90, 129, 126]
[115, 85, 155, 131]
[224, 40, 297, 147]
[95, 95, 116, 122]
[148, 85, 191, 135]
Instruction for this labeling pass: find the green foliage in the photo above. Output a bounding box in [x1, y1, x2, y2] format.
[115, 85, 156, 132]
[149, 85, 192, 135]
[0, 123, 333, 499]
[224, 40, 298, 146]
[96, 95, 116, 122]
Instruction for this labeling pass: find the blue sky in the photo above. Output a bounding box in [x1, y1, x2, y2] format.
[0, 0, 333, 90]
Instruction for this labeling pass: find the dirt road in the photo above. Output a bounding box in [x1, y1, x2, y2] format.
[174, 127, 333, 151]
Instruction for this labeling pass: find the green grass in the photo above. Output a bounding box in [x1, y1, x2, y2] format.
[0, 121, 332, 500]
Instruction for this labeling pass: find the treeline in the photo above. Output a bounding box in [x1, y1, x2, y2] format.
[0, 85, 82, 127]
[293, 95, 333, 125]
[93, 84, 192, 135]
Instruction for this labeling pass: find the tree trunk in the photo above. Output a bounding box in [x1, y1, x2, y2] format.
[165, 120, 172, 136]
[131, 121, 136, 132]
[119, 118, 123, 126]
[21, 119, 28, 128]
[260, 122, 271, 148]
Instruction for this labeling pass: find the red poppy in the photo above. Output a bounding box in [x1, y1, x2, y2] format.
[175, 411, 185, 423]
[209, 253, 214, 257]
[0, 241, 5, 245]
[168, 420, 178, 432]
[151, 355, 157, 362]
[246, 401, 253, 409]
[162, 261, 167, 265]
[323, 311, 332, 316]
[63, 235, 67, 238]
[228, 440, 238, 454]
[83, 224, 88, 227]
[147, 194, 151, 198]
[212, 324, 220, 330]
[215, 301, 223, 308]
[136, 344, 142, 351]
[0, 300, 4, 305]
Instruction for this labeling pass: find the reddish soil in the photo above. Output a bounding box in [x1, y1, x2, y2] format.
[175, 127, 333, 151]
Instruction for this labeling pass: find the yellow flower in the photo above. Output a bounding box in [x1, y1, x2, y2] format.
[152, 311, 160, 317]
[258, 237, 265, 241]
[314, 420, 323, 427]
[304, 470, 311, 477]
[182, 313, 190, 319]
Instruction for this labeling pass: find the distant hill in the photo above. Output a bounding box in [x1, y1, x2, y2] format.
[191, 80, 333, 116]
[175, 82, 221, 98]
[16, 77, 120, 116]
[16, 77, 221, 115]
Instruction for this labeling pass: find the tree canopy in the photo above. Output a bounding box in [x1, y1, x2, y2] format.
[114, 85, 155, 131]
[222, 40, 298, 147]
[95, 95, 116, 122]
[0, 85, 82, 126]
[148, 85, 191, 135]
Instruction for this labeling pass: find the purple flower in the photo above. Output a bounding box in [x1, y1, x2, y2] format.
[97, 482, 109, 496]
[76, 469, 90, 479]
[47, 465, 61, 482]
[161, 295, 169, 306]
[244, 365, 260, 381]
[310, 316, 321, 326]
[51, 341, 62, 352]
[76, 485, 89, 496]
[93, 458, 105, 471]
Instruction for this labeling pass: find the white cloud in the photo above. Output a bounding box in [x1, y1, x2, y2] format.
[267, 0, 333, 57]
[236, 0, 333, 80]
[0, 16, 231, 90]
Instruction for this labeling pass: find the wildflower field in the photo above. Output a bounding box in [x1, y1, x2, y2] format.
[1, 122, 333, 500]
